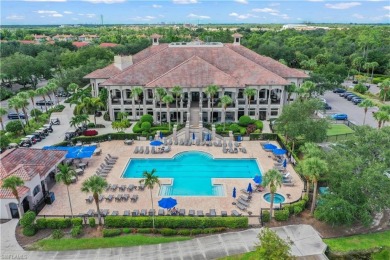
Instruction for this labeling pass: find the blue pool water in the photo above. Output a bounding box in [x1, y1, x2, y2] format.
[122, 151, 261, 196]
[263, 193, 285, 204]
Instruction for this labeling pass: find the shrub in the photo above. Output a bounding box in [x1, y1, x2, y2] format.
[229, 123, 240, 133]
[0, 134, 10, 149]
[302, 194, 309, 203]
[71, 225, 82, 238]
[122, 228, 132, 234]
[87, 122, 95, 128]
[140, 114, 154, 124]
[141, 122, 151, 132]
[71, 218, 83, 227]
[52, 229, 64, 239]
[89, 218, 96, 228]
[30, 109, 43, 117]
[177, 229, 191, 236]
[191, 229, 202, 236]
[0, 87, 14, 101]
[283, 205, 293, 215]
[274, 210, 290, 221]
[23, 225, 37, 237]
[83, 130, 98, 136]
[132, 122, 142, 133]
[246, 124, 256, 134]
[262, 210, 270, 223]
[5, 120, 24, 134]
[45, 218, 72, 229]
[102, 229, 122, 237]
[103, 112, 110, 121]
[239, 127, 246, 135]
[354, 83, 367, 94]
[160, 228, 177, 236]
[36, 218, 47, 229]
[238, 116, 252, 126]
[293, 205, 303, 215]
[253, 120, 263, 130]
[137, 228, 152, 234]
[20, 211, 36, 228]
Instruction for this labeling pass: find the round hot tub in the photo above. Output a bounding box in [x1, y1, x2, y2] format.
[263, 193, 286, 204]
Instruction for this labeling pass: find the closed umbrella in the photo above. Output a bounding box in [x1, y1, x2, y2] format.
[253, 175, 262, 185]
[247, 183, 253, 193]
[272, 149, 287, 156]
[158, 197, 177, 209]
[263, 143, 277, 150]
[160, 132, 163, 139]
[283, 159, 287, 168]
[192, 132, 195, 140]
[232, 187, 236, 198]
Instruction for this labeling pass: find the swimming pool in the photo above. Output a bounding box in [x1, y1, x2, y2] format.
[263, 193, 286, 204]
[122, 151, 261, 196]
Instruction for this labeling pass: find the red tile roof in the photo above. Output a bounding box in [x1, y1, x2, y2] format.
[19, 40, 36, 45]
[100, 43, 119, 48]
[0, 185, 30, 199]
[72, 42, 89, 48]
[226, 44, 309, 78]
[84, 64, 122, 79]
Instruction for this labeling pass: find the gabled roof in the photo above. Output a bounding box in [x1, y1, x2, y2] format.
[0, 185, 30, 199]
[72, 42, 89, 48]
[100, 43, 119, 48]
[226, 44, 309, 79]
[146, 56, 239, 88]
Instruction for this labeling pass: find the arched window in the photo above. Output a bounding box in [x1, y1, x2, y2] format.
[33, 185, 40, 197]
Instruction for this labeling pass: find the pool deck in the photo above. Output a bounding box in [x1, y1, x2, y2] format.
[39, 140, 304, 220]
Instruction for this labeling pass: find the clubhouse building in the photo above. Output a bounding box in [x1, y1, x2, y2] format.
[85, 34, 308, 125]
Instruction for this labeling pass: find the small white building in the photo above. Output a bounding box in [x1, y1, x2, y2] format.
[0, 148, 66, 219]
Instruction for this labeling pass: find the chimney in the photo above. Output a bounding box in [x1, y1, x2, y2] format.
[232, 33, 243, 45]
[114, 55, 133, 70]
[150, 33, 162, 45]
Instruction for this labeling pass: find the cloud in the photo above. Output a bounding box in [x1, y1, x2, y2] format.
[52, 13, 63, 17]
[252, 8, 278, 13]
[152, 4, 162, 8]
[229, 12, 257, 19]
[24, 0, 66, 2]
[325, 2, 361, 10]
[188, 13, 210, 19]
[6, 15, 25, 20]
[82, 0, 126, 3]
[384, 6, 390, 10]
[78, 13, 97, 18]
[172, 0, 198, 4]
[63, 11, 73, 14]
[130, 16, 156, 21]
[234, 0, 248, 4]
[35, 10, 58, 14]
[352, 13, 364, 19]
[269, 3, 280, 6]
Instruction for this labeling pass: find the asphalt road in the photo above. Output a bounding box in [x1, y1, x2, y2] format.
[323, 91, 378, 128]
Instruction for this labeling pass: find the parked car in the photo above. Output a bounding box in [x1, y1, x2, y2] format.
[344, 93, 356, 99]
[339, 92, 353, 97]
[25, 135, 37, 144]
[83, 130, 98, 136]
[50, 117, 60, 125]
[324, 103, 332, 110]
[19, 138, 32, 147]
[352, 98, 363, 105]
[36, 100, 53, 106]
[30, 132, 42, 142]
[43, 124, 53, 133]
[64, 131, 78, 141]
[333, 88, 346, 93]
[55, 91, 71, 97]
[38, 127, 49, 136]
[331, 113, 348, 120]
[7, 112, 25, 120]
[347, 94, 358, 101]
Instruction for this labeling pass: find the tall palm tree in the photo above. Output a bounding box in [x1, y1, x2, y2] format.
[0, 107, 7, 130]
[219, 95, 233, 131]
[27, 90, 38, 119]
[131, 87, 144, 119]
[8, 97, 26, 134]
[262, 169, 283, 219]
[285, 83, 297, 104]
[36, 87, 49, 112]
[162, 94, 174, 131]
[171, 85, 182, 123]
[46, 81, 59, 104]
[379, 79, 390, 102]
[139, 169, 160, 229]
[70, 114, 90, 129]
[300, 157, 328, 215]
[76, 97, 104, 125]
[369, 62, 379, 82]
[244, 88, 256, 115]
[1, 176, 24, 218]
[298, 81, 316, 100]
[205, 85, 219, 123]
[55, 164, 77, 217]
[81, 175, 108, 225]
[16, 93, 30, 126]
[358, 99, 374, 125]
[373, 111, 389, 129]
[116, 111, 128, 121]
[155, 87, 167, 125]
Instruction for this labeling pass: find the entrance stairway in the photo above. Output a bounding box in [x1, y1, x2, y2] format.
[190, 107, 200, 128]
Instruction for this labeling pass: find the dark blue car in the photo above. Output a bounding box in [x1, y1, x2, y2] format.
[331, 113, 348, 120]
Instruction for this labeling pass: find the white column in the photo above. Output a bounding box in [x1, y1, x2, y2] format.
[108, 87, 114, 121]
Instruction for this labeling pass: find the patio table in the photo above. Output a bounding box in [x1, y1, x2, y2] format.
[78, 163, 87, 169]
[75, 168, 84, 176]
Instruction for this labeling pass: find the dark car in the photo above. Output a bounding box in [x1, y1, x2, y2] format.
[7, 112, 25, 120]
[19, 138, 32, 147]
[30, 133, 42, 142]
[344, 93, 356, 99]
[36, 100, 53, 106]
[324, 103, 332, 110]
[333, 88, 346, 93]
[347, 94, 358, 101]
[351, 97, 363, 104]
[339, 92, 352, 97]
[352, 80, 358, 84]
[43, 124, 54, 133]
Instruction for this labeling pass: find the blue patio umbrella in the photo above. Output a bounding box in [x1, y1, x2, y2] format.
[263, 143, 277, 150]
[253, 175, 262, 185]
[283, 159, 287, 168]
[232, 187, 236, 198]
[43, 146, 96, 159]
[192, 132, 195, 140]
[272, 149, 287, 156]
[158, 197, 177, 209]
[247, 183, 253, 193]
[206, 133, 211, 141]
[150, 140, 163, 146]
[160, 132, 163, 139]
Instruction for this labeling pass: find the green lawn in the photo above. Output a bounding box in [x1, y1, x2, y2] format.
[30, 234, 191, 251]
[219, 252, 257, 260]
[324, 231, 390, 252]
[327, 124, 355, 136]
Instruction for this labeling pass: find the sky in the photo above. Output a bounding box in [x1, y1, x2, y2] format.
[1, 0, 389, 25]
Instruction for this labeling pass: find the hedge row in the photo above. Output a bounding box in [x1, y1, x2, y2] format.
[104, 216, 248, 229]
[249, 133, 278, 140]
[103, 227, 227, 237]
[72, 133, 140, 143]
[36, 218, 74, 229]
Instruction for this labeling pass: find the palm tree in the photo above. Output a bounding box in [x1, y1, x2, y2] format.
[262, 169, 283, 219]
[285, 83, 297, 104]
[0, 107, 7, 130]
[205, 85, 219, 123]
[55, 164, 77, 217]
[46, 81, 59, 104]
[369, 62, 379, 82]
[162, 94, 174, 131]
[131, 87, 144, 119]
[358, 99, 374, 125]
[373, 111, 389, 129]
[81, 175, 108, 225]
[70, 114, 90, 129]
[139, 169, 160, 229]
[76, 97, 104, 125]
[1, 176, 24, 218]
[155, 87, 167, 125]
[171, 85, 182, 123]
[379, 79, 390, 102]
[298, 81, 316, 100]
[27, 90, 38, 119]
[36, 87, 49, 112]
[16, 93, 30, 126]
[8, 97, 26, 134]
[300, 157, 328, 215]
[116, 111, 128, 121]
[244, 88, 256, 115]
[219, 95, 233, 131]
